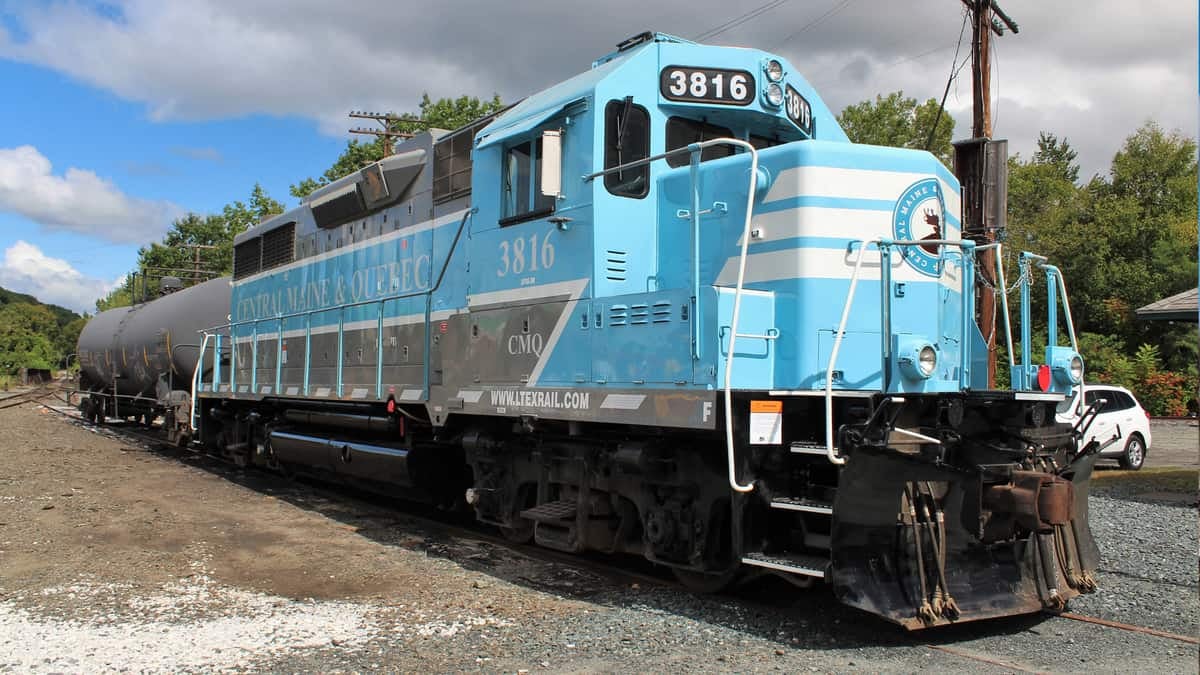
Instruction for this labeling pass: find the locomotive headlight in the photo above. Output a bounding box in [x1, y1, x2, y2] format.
[1047, 346, 1084, 387]
[898, 338, 938, 381]
[765, 82, 785, 107]
[1069, 355, 1084, 383]
[918, 346, 938, 377]
[764, 59, 784, 82]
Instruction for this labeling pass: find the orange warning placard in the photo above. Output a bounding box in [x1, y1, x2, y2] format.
[750, 400, 782, 413]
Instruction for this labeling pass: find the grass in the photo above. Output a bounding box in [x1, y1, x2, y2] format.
[1091, 467, 1199, 494]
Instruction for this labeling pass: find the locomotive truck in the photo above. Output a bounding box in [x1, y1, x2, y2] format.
[78, 32, 1105, 629]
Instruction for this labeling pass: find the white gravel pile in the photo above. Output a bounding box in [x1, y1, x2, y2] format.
[0, 556, 510, 673]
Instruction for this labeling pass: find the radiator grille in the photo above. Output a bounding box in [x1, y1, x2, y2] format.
[233, 238, 261, 280]
[261, 222, 296, 272]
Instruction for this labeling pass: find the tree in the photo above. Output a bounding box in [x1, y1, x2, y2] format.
[1032, 132, 1080, 183]
[836, 91, 955, 166]
[56, 315, 88, 364]
[96, 184, 284, 310]
[290, 93, 505, 199]
[0, 303, 60, 372]
[1004, 121, 1198, 400]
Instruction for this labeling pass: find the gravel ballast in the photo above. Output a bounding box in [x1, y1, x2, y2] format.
[2, 404, 1196, 673]
[1067, 491, 1199, 638]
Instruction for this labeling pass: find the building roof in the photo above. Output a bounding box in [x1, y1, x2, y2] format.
[1136, 287, 1198, 322]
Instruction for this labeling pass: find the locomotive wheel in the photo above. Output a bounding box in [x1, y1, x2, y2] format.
[499, 485, 536, 543]
[672, 566, 741, 593]
[498, 519, 534, 544]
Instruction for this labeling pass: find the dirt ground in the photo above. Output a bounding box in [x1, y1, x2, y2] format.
[1, 403, 1196, 673]
[0, 405, 593, 672]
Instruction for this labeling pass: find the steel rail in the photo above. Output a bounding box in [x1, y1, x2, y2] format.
[1058, 612, 1200, 645]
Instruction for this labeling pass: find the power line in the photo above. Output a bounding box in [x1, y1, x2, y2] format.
[884, 43, 959, 71]
[691, 0, 791, 42]
[990, 38, 1001, 132]
[769, 0, 855, 50]
[807, 42, 956, 89]
[924, 9, 971, 152]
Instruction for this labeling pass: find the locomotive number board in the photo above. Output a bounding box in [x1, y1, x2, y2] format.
[660, 66, 755, 106]
[785, 84, 814, 136]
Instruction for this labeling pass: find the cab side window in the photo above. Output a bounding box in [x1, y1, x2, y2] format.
[501, 136, 556, 225]
[604, 98, 650, 198]
[665, 117, 735, 168]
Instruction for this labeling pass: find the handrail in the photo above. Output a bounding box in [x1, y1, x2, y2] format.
[712, 138, 760, 494]
[1044, 264, 1079, 351]
[581, 145, 700, 181]
[199, 209, 474, 400]
[587, 138, 759, 494]
[992, 243, 1016, 377]
[190, 332, 210, 435]
[825, 239, 877, 465]
[826, 237, 981, 464]
[1013, 251, 1079, 390]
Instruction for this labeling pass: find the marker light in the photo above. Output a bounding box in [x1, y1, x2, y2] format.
[765, 59, 784, 82]
[1037, 365, 1052, 391]
[765, 82, 784, 107]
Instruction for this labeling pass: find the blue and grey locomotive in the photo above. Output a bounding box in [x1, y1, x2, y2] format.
[82, 32, 1103, 629]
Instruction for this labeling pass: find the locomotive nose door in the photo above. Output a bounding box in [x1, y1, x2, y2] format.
[589, 97, 696, 387]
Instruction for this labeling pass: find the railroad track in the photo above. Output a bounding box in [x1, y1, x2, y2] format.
[34, 401, 1200, 668]
[0, 383, 65, 410]
[1058, 612, 1198, 644]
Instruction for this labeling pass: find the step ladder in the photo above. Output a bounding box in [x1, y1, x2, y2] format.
[741, 551, 828, 578]
[520, 499, 577, 522]
[520, 499, 581, 553]
[769, 496, 833, 515]
[789, 441, 842, 459]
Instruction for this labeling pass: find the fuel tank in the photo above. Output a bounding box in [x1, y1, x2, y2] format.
[77, 276, 231, 396]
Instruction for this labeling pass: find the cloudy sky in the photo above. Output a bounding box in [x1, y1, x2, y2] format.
[0, 0, 1195, 312]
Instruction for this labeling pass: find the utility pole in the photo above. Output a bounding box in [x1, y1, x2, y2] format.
[181, 244, 219, 285]
[959, 0, 1017, 388]
[348, 111, 437, 153]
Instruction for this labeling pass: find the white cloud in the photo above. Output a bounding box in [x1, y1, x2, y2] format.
[0, 145, 182, 244]
[0, 241, 119, 314]
[0, 1, 1194, 179]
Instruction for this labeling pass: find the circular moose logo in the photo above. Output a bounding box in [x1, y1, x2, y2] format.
[892, 178, 946, 277]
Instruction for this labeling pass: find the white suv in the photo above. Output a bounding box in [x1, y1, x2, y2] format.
[1056, 384, 1153, 470]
